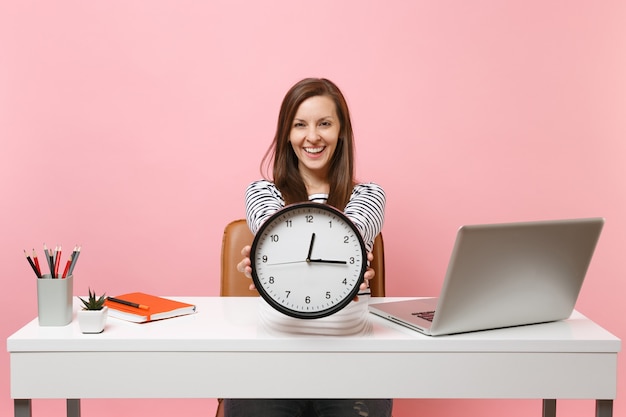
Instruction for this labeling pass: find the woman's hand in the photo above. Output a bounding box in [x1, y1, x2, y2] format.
[238, 246, 376, 298]
[354, 251, 375, 301]
[236, 245, 256, 290]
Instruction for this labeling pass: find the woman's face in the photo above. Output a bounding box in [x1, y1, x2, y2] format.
[289, 95, 340, 181]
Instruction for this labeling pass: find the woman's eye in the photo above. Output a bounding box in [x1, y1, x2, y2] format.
[294, 122, 305, 128]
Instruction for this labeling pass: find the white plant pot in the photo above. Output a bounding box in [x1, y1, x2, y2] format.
[78, 306, 108, 334]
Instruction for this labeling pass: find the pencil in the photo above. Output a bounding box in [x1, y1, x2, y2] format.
[24, 250, 42, 278]
[54, 245, 62, 278]
[107, 297, 150, 310]
[62, 257, 72, 278]
[32, 249, 42, 277]
[68, 245, 81, 276]
[43, 243, 54, 277]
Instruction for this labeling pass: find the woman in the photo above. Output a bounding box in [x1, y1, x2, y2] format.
[229, 78, 390, 417]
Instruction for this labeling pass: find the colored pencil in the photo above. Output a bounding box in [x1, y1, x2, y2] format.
[68, 245, 81, 276]
[43, 243, 54, 277]
[32, 249, 42, 277]
[24, 250, 42, 278]
[62, 257, 72, 278]
[54, 245, 62, 278]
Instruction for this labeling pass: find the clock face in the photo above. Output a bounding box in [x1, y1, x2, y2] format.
[250, 202, 367, 319]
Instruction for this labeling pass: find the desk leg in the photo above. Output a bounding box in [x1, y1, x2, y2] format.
[542, 399, 556, 417]
[67, 399, 81, 417]
[14, 399, 31, 417]
[596, 400, 612, 417]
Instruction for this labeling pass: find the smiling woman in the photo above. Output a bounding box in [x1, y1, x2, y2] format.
[227, 78, 390, 417]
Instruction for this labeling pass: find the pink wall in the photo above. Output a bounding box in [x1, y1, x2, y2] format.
[1, 1, 624, 416]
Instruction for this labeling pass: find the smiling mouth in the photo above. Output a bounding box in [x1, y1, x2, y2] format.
[304, 147, 325, 154]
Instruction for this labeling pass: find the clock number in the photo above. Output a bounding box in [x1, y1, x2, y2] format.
[306, 215, 313, 223]
[285, 290, 291, 298]
[270, 234, 279, 242]
[285, 220, 292, 227]
[349, 257, 355, 264]
[344, 235, 349, 243]
[305, 296, 311, 304]
[262, 255, 268, 263]
[325, 291, 331, 299]
[329, 220, 333, 228]
[269, 276, 274, 284]
[342, 278, 348, 285]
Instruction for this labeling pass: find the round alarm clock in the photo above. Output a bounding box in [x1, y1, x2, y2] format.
[250, 202, 367, 319]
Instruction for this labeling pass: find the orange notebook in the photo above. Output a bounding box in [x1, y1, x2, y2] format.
[105, 292, 196, 323]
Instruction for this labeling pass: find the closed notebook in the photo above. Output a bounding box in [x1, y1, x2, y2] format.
[105, 292, 197, 323]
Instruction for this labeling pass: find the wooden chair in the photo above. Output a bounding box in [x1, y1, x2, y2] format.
[216, 219, 386, 417]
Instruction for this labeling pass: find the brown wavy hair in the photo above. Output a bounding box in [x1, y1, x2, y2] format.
[261, 78, 356, 209]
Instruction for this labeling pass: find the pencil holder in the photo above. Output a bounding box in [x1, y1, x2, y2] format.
[37, 274, 73, 326]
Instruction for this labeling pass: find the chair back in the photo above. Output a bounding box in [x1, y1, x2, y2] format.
[220, 219, 385, 297]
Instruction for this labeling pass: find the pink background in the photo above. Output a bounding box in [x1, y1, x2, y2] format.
[1, 1, 624, 416]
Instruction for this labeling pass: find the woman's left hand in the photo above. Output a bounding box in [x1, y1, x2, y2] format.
[354, 252, 375, 302]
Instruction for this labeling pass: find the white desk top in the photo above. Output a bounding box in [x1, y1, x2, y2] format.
[7, 297, 621, 354]
[7, 297, 621, 400]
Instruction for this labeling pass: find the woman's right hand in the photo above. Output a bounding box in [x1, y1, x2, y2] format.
[236, 245, 256, 290]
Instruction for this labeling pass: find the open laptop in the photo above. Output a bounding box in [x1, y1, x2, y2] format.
[369, 218, 604, 336]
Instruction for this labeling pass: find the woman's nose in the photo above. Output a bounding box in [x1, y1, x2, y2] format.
[305, 127, 320, 141]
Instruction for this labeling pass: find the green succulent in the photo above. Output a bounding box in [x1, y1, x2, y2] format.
[79, 288, 106, 310]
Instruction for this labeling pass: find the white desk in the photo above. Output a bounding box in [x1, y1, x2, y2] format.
[7, 297, 620, 417]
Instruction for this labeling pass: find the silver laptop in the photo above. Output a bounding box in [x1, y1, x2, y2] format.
[369, 218, 604, 336]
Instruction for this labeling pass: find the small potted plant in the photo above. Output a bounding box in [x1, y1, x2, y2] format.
[77, 288, 108, 333]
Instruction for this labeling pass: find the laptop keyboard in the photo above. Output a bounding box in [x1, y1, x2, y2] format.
[412, 310, 436, 322]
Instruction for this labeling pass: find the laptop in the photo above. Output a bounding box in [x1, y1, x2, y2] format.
[369, 217, 604, 336]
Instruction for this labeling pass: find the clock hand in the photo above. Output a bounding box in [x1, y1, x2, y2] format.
[266, 260, 309, 266]
[308, 258, 348, 265]
[306, 233, 315, 262]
